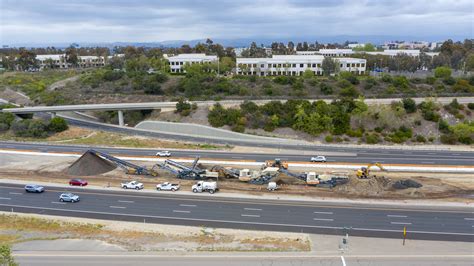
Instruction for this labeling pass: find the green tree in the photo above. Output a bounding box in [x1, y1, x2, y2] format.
[175, 98, 192, 116]
[48, 117, 68, 132]
[434, 66, 452, 79]
[0, 244, 18, 266]
[65, 46, 79, 67]
[0, 113, 15, 128]
[402, 98, 417, 113]
[17, 49, 37, 70]
[322, 57, 338, 76]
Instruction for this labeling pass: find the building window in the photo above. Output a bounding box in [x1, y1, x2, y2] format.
[356, 63, 360, 67]
[346, 63, 350, 68]
[299, 64, 303, 67]
[361, 63, 365, 68]
[261, 64, 264, 68]
[352, 63, 355, 67]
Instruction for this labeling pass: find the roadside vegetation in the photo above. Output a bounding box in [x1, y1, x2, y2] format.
[207, 98, 473, 145]
[0, 126, 228, 150]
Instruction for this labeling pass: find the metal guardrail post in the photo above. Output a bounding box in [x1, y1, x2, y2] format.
[118, 110, 124, 127]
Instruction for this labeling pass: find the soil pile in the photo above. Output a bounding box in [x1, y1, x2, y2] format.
[67, 152, 116, 176]
[392, 179, 423, 189]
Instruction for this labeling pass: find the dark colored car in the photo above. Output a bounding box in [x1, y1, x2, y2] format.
[69, 178, 88, 186]
[24, 184, 45, 193]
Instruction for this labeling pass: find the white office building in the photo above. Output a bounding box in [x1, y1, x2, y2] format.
[164, 53, 218, 73]
[36, 54, 122, 69]
[317, 49, 354, 57]
[366, 49, 439, 57]
[236, 55, 366, 76]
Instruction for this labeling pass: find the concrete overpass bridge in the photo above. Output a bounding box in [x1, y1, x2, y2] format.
[2, 97, 473, 126]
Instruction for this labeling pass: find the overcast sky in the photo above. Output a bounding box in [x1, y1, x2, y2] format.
[1, 0, 473, 45]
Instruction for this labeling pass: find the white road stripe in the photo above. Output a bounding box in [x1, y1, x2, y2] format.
[313, 211, 333, 215]
[2, 203, 473, 237]
[241, 214, 260, 218]
[173, 210, 190, 213]
[464, 218, 474, 220]
[118, 200, 134, 203]
[0, 197, 11, 200]
[109, 206, 126, 209]
[244, 208, 262, 211]
[51, 202, 66, 205]
[231, 156, 243, 159]
[387, 215, 408, 218]
[390, 222, 412, 225]
[179, 204, 196, 207]
[313, 218, 334, 221]
[452, 154, 460, 156]
[9, 192, 22, 195]
[341, 256, 347, 266]
[421, 162, 435, 164]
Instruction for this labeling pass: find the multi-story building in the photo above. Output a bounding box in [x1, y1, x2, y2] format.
[317, 49, 354, 57]
[35, 54, 123, 69]
[236, 55, 366, 76]
[164, 53, 218, 73]
[366, 49, 439, 57]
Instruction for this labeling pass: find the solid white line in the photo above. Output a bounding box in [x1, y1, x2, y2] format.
[109, 206, 126, 209]
[464, 218, 474, 221]
[1, 203, 473, 236]
[241, 214, 260, 218]
[0, 197, 11, 200]
[51, 202, 66, 205]
[421, 162, 435, 164]
[9, 192, 22, 195]
[314, 211, 333, 215]
[118, 200, 134, 203]
[179, 204, 196, 207]
[173, 210, 190, 213]
[313, 218, 334, 221]
[231, 156, 243, 159]
[387, 215, 408, 218]
[244, 208, 262, 211]
[390, 222, 412, 225]
[452, 154, 460, 156]
[341, 256, 346, 266]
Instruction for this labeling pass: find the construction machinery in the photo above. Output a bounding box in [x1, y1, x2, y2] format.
[238, 167, 280, 184]
[210, 165, 240, 179]
[153, 156, 218, 180]
[87, 149, 157, 176]
[279, 168, 349, 187]
[265, 159, 289, 170]
[356, 162, 385, 179]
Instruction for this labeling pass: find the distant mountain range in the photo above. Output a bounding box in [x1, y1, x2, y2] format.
[4, 35, 468, 49]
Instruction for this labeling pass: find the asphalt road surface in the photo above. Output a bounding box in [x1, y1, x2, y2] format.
[1, 141, 473, 166]
[1, 183, 473, 242]
[14, 253, 474, 266]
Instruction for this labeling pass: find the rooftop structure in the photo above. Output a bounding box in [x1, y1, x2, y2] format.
[165, 53, 218, 73]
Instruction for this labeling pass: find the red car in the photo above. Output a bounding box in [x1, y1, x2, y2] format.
[69, 178, 88, 186]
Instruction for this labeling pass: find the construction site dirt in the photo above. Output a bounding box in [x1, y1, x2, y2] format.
[0, 153, 473, 201]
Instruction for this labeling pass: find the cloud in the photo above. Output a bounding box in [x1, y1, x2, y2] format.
[0, 0, 472, 44]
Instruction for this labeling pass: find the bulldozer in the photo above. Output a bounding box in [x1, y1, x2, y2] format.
[265, 158, 289, 170]
[356, 162, 385, 179]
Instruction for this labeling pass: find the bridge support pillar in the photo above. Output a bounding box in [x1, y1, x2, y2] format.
[50, 112, 56, 119]
[118, 110, 124, 127]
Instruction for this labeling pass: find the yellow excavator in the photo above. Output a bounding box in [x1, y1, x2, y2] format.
[356, 162, 385, 179]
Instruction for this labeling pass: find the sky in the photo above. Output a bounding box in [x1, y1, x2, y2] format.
[1, 0, 473, 45]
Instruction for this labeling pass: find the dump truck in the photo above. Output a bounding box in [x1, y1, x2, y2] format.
[192, 181, 218, 194]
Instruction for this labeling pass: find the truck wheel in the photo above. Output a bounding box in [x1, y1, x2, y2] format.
[209, 189, 215, 194]
[192, 188, 198, 193]
[157, 187, 161, 191]
[135, 187, 140, 190]
[171, 188, 176, 192]
[60, 198, 64, 202]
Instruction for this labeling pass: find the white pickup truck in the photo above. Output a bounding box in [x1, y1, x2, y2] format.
[156, 182, 180, 192]
[121, 181, 144, 190]
[192, 181, 218, 194]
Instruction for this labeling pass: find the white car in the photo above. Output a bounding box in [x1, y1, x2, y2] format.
[310, 156, 327, 162]
[121, 181, 144, 190]
[156, 182, 180, 192]
[156, 151, 171, 157]
[59, 192, 80, 203]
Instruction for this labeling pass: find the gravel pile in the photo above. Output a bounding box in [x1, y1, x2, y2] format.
[67, 151, 116, 176]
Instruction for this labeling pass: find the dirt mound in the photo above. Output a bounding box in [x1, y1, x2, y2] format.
[67, 152, 116, 176]
[392, 179, 423, 189]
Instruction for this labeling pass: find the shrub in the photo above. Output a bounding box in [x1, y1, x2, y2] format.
[175, 99, 192, 115]
[442, 76, 456, 85]
[468, 103, 474, 110]
[425, 76, 436, 84]
[339, 86, 360, 98]
[0, 244, 18, 266]
[438, 119, 450, 134]
[102, 70, 124, 81]
[320, 83, 333, 95]
[346, 128, 363, 138]
[0, 123, 9, 132]
[11, 119, 48, 138]
[402, 98, 417, 113]
[0, 113, 15, 128]
[143, 83, 162, 95]
[48, 117, 68, 132]
[392, 76, 409, 88]
[381, 74, 392, 83]
[440, 133, 457, 144]
[325, 135, 334, 143]
[365, 133, 380, 144]
[434, 66, 452, 79]
[339, 71, 359, 85]
[414, 135, 427, 143]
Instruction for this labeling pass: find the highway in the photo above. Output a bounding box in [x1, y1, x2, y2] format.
[1, 141, 473, 166]
[0, 183, 473, 242]
[14, 253, 474, 266]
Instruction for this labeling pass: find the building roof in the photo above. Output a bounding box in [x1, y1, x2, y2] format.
[166, 53, 218, 61]
[36, 54, 65, 60]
